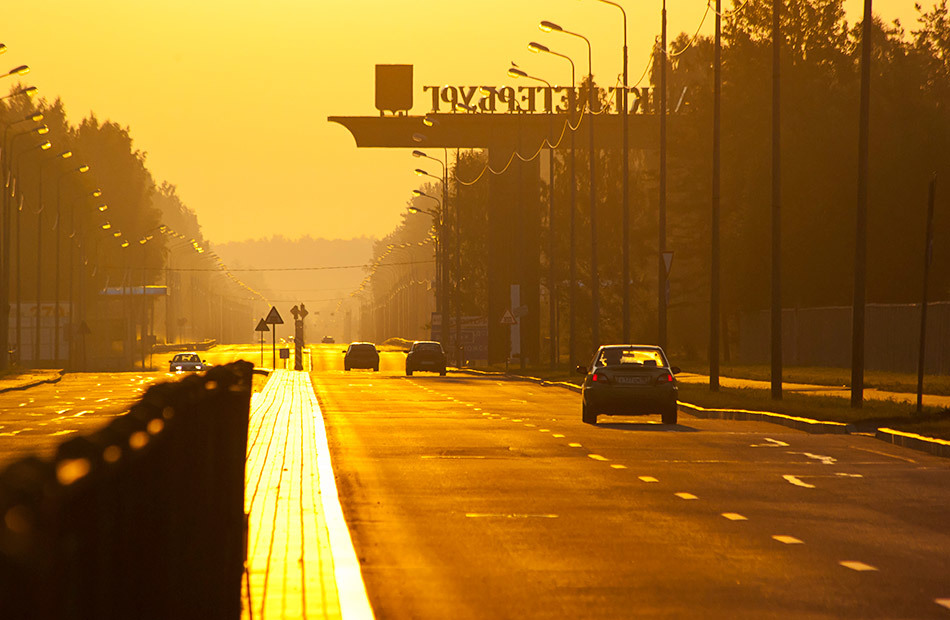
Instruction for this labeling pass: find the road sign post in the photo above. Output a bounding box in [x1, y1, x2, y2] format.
[264, 306, 284, 369]
[254, 318, 270, 368]
[500, 309, 517, 373]
[291, 303, 309, 371]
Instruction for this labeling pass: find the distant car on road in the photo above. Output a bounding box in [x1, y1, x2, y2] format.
[321, 336, 335, 344]
[344, 342, 379, 372]
[405, 341, 447, 376]
[169, 352, 209, 373]
[576, 345, 680, 425]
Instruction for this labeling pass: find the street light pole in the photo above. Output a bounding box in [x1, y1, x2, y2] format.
[659, 1, 669, 350]
[542, 20, 599, 352]
[594, 0, 630, 343]
[508, 66, 558, 368]
[412, 150, 450, 354]
[54, 164, 89, 365]
[770, 0, 783, 400]
[36, 150, 73, 364]
[711, 0, 722, 391]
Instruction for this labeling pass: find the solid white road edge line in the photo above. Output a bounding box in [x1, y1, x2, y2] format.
[783, 475, 816, 489]
[310, 379, 375, 620]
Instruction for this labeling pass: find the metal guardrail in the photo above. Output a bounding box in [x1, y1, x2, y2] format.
[0, 360, 252, 619]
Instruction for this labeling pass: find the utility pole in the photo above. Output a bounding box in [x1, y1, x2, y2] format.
[770, 0, 783, 400]
[916, 175, 936, 414]
[658, 0, 668, 349]
[710, 0, 722, 392]
[851, 0, 873, 408]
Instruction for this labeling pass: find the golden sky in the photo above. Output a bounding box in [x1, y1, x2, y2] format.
[3, 0, 923, 244]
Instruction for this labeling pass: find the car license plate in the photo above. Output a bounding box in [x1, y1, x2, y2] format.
[615, 375, 649, 384]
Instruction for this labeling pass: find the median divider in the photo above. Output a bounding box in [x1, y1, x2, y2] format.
[0, 360, 253, 619]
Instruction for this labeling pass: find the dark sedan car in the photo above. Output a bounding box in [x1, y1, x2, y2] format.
[576, 345, 680, 425]
[405, 341, 447, 376]
[169, 352, 208, 373]
[343, 342, 379, 371]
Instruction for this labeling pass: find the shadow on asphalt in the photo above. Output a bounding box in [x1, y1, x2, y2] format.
[595, 421, 699, 433]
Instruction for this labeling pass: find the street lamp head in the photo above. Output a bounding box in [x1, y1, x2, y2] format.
[58, 151, 73, 160]
[422, 116, 440, 128]
[97, 203, 108, 211]
[412, 189, 427, 198]
[411, 150, 426, 158]
[77, 164, 89, 173]
[21, 86, 37, 97]
[408, 206, 421, 214]
[0, 44, 6, 55]
[412, 133, 426, 143]
[7, 65, 29, 76]
[101, 222, 111, 230]
[120, 240, 130, 248]
[36, 125, 49, 135]
[508, 67, 528, 79]
[91, 189, 102, 198]
[112, 231, 122, 238]
[39, 141, 51, 150]
[539, 20, 563, 33]
[414, 168, 429, 176]
[528, 41, 550, 54]
[27, 112, 43, 122]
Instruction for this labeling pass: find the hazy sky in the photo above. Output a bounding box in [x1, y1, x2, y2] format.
[4, 0, 924, 244]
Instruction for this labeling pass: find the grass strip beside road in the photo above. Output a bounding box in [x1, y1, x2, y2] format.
[682, 364, 950, 397]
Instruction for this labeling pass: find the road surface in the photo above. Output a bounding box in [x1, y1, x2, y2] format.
[309, 344, 950, 619]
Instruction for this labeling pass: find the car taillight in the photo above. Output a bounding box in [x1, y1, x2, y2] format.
[655, 372, 674, 385]
[592, 373, 609, 384]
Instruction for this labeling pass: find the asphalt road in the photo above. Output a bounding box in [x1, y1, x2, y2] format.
[309, 344, 950, 619]
[0, 345, 264, 468]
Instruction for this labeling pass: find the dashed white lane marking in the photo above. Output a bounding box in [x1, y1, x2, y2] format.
[783, 475, 816, 489]
[836, 473, 864, 478]
[790, 451, 837, 465]
[675, 492, 698, 500]
[588, 454, 608, 461]
[553, 433, 565, 438]
[539, 429, 550, 433]
[840, 561, 878, 572]
[524, 423, 536, 427]
[639, 476, 659, 483]
[773, 535, 804, 545]
[722, 513, 748, 521]
[466, 513, 559, 519]
[751, 437, 790, 447]
[96, 397, 109, 403]
[568, 443, 582, 448]
[935, 599, 950, 611]
[610, 464, 627, 470]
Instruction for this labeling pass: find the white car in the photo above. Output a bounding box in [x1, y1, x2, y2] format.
[169, 352, 208, 373]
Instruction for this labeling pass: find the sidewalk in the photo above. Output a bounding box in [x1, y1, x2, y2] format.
[675, 372, 950, 410]
[242, 369, 373, 620]
[0, 369, 63, 393]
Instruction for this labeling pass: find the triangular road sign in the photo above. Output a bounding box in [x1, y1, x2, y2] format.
[662, 251, 674, 277]
[255, 318, 270, 332]
[500, 309, 517, 325]
[265, 306, 284, 325]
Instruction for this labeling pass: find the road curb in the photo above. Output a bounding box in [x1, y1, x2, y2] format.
[676, 401, 852, 434]
[0, 370, 65, 394]
[875, 427, 950, 458]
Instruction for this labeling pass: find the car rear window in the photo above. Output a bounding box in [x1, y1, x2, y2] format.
[595, 348, 665, 368]
[413, 343, 442, 353]
[352, 344, 376, 352]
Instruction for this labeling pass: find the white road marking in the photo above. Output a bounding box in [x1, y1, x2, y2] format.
[751, 437, 790, 448]
[935, 599, 950, 611]
[840, 561, 878, 572]
[56, 409, 70, 415]
[465, 513, 558, 519]
[675, 492, 698, 500]
[783, 475, 816, 489]
[722, 513, 748, 521]
[96, 397, 109, 402]
[50, 430, 77, 437]
[789, 451, 837, 465]
[610, 464, 627, 470]
[552, 433, 565, 438]
[773, 535, 804, 545]
[835, 473, 864, 478]
[524, 423, 536, 427]
[639, 476, 659, 483]
[473, 408, 481, 411]
[587, 454, 608, 461]
[568, 443, 582, 448]
[539, 429, 550, 433]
